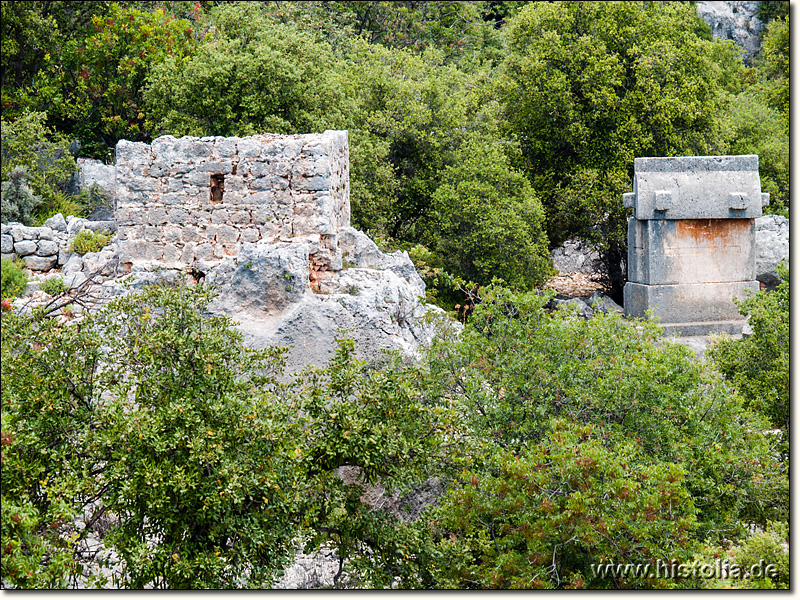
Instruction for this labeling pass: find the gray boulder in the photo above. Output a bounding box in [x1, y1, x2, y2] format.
[83, 220, 116, 233]
[696, 1, 764, 65]
[755, 215, 789, 289]
[62, 254, 84, 274]
[338, 226, 425, 291]
[36, 240, 60, 256]
[14, 240, 37, 256]
[43, 212, 68, 232]
[69, 159, 117, 220]
[67, 217, 87, 236]
[25, 255, 58, 271]
[588, 292, 624, 315]
[550, 238, 601, 275]
[207, 241, 311, 315]
[10, 225, 39, 242]
[1, 234, 14, 254]
[552, 297, 594, 320]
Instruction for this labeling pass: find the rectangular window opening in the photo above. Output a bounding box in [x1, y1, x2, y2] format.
[210, 174, 225, 204]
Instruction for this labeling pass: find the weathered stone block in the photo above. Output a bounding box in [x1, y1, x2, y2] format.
[168, 208, 190, 225]
[195, 243, 214, 262]
[14, 240, 37, 256]
[211, 209, 229, 224]
[25, 255, 58, 271]
[0, 234, 13, 254]
[11, 225, 39, 242]
[624, 154, 765, 336]
[629, 155, 765, 220]
[147, 207, 168, 225]
[624, 281, 757, 335]
[228, 209, 251, 225]
[216, 225, 239, 245]
[240, 227, 261, 243]
[627, 218, 755, 285]
[163, 243, 183, 264]
[36, 240, 60, 256]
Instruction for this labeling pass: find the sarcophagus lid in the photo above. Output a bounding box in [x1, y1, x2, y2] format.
[622, 155, 769, 220]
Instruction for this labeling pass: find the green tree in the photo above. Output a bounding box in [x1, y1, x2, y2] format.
[716, 91, 788, 215]
[499, 1, 744, 297]
[758, 14, 789, 122]
[418, 285, 785, 587]
[143, 2, 346, 138]
[0, 110, 76, 222]
[344, 40, 552, 291]
[1, 283, 443, 588]
[39, 3, 200, 158]
[431, 137, 552, 289]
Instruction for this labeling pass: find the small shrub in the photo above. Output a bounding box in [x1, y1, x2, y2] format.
[1, 166, 42, 224]
[33, 190, 87, 225]
[1, 258, 28, 299]
[731, 521, 789, 588]
[69, 229, 111, 254]
[0, 111, 76, 217]
[709, 263, 789, 431]
[41, 276, 68, 297]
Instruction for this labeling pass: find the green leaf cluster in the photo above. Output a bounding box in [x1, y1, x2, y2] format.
[709, 264, 789, 434]
[416, 284, 785, 588]
[1, 258, 28, 299]
[1, 111, 77, 223]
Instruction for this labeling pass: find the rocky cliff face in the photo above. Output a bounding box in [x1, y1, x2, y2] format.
[696, 1, 765, 64]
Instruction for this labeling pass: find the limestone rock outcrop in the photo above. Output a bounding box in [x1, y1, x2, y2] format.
[696, 1, 764, 64]
[755, 214, 789, 289]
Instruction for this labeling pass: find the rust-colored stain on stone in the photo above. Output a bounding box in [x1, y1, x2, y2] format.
[675, 219, 749, 247]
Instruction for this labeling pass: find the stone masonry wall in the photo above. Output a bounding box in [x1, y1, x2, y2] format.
[115, 130, 349, 273]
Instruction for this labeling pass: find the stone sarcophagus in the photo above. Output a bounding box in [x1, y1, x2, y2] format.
[623, 155, 769, 336]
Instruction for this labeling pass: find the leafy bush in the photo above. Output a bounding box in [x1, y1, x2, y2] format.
[429, 420, 698, 589]
[0, 166, 41, 224]
[1, 258, 28, 298]
[418, 285, 785, 587]
[0, 111, 76, 222]
[40, 276, 68, 297]
[729, 521, 789, 588]
[1, 283, 442, 588]
[709, 263, 789, 432]
[69, 229, 111, 254]
[144, 3, 345, 138]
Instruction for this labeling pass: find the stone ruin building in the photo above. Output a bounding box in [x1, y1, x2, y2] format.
[623, 155, 769, 336]
[115, 129, 350, 297]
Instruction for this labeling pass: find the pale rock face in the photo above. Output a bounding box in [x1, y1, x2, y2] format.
[696, 1, 764, 64]
[550, 239, 601, 275]
[755, 214, 789, 288]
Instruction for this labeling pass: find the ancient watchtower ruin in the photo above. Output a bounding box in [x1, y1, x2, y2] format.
[624, 155, 769, 336]
[114, 130, 349, 288]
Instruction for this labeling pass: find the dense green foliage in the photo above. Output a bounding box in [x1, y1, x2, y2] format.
[69, 229, 112, 254]
[1, 258, 28, 299]
[1, 279, 788, 588]
[1, 111, 77, 223]
[1, 284, 445, 588]
[709, 264, 789, 434]
[416, 286, 785, 588]
[0, 0, 790, 589]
